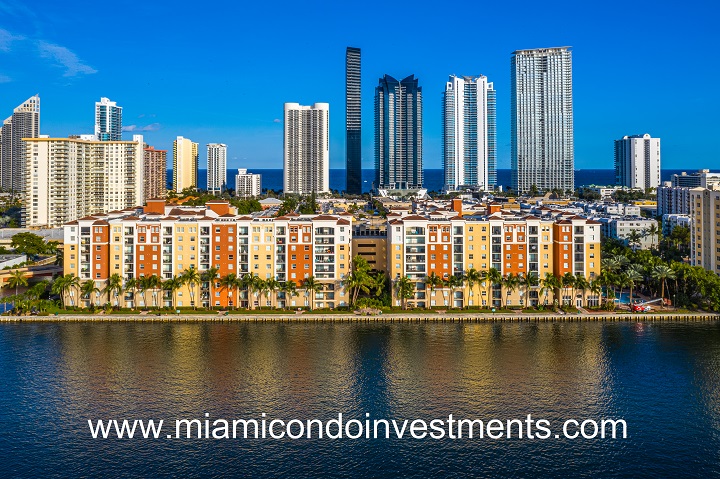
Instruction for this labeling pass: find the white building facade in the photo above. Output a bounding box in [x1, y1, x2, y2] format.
[206, 143, 227, 194]
[442, 75, 496, 192]
[95, 97, 123, 141]
[235, 168, 261, 197]
[614, 134, 660, 190]
[283, 103, 329, 195]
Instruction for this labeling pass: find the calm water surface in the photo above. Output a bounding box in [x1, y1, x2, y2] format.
[1, 321, 720, 478]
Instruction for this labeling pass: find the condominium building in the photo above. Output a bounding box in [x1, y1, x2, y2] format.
[1, 95, 40, 195]
[23, 135, 144, 227]
[511, 47, 573, 193]
[386, 209, 600, 308]
[172, 136, 198, 193]
[346, 47, 362, 195]
[143, 146, 167, 201]
[62, 200, 353, 309]
[375, 75, 423, 191]
[207, 143, 227, 194]
[670, 170, 720, 188]
[614, 134, 660, 190]
[443, 75, 496, 192]
[283, 103, 330, 195]
[235, 169, 261, 197]
[690, 186, 720, 274]
[95, 97, 122, 141]
[658, 170, 720, 216]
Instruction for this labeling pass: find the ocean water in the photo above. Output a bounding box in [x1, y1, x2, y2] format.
[1, 321, 720, 478]
[170, 169, 689, 194]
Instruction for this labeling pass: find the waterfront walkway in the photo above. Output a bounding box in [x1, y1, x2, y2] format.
[1, 312, 718, 323]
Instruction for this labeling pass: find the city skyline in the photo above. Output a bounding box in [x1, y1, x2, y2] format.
[0, 0, 717, 173]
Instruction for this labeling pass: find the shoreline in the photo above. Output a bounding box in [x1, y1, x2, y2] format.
[1, 312, 718, 323]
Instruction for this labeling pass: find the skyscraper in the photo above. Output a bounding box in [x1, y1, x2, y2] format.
[0, 94, 40, 195]
[95, 97, 123, 141]
[173, 136, 198, 193]
[374, 75, 422, 190]
[345, 47, 362, 195]
[511, 47, 573, 193]
[283, 103, 330, 195]
[207, 143, 227, 195]
[235, 169, 262, 198]
[144, 145, 167, 201]
[442, 75, 496, 192]
[614, 134, 661, 190]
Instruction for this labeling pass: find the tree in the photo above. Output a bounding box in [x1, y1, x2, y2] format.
[302, 276, 321, 310]
[6, 270, 27, 296]
[104, 273, 123, 306]
[561, 272, 576, 306]
[80, 280, 100, 308]
[503, 273, 520, 308]
[464, 268, 482, 308]
[264, 277, 280, 308]
[146, 275, 162, 308]
[137, 275, 150, 308]
[626, 230, 643, 250]
[646, 224, 660, 249]
[343, 256, 373, 306]
[425, 272, 444, 304]
[219, 273, 241, 309]
[280, 280, 298, 309]
[486, 268, 503, 308]
[541, 273, 561, 307]
[180, 267, 201, 309]
[624, 265, 644, 308]
[447, 274, 464, 308]
[10, 232, 49, 256]
[163, 276, 183, 310]
[52, 274, 80, 308]
[522, 272, 539, 308]
[124, 277, 137, 309]
[574, 275, 589, 307]
[395, 276, 415, 310]
[651, 264, 676, 308]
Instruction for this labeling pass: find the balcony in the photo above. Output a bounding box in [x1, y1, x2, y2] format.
[453, 237, 463, 245]
[315, 265, 335, 273]
[406, 246, 425, 254]
[406, 265, 426, 273]
[405, 237, 425, 244]
[315, 238, 334, 245]
[315, 228, 334, 235]
[453, 246, 463, 253]
[406, 228, 425, 236]
[163, 238, 172, 245]
[315, 246, 334, 254]
[315, 255, 334, 264]
[406, 255, 425, 264]
[276, 238, 285, 244]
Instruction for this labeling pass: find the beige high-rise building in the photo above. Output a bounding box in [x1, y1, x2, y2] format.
[690, 186, 720, 274]
[144, 145, 167, 201]
[23, 135, 144, 227]
[1, 95, 40, 195]
[172, 136, 198, 192]
[283, 103, 329, 195]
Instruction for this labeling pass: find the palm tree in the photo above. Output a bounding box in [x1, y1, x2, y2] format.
[485, 268, 503, 308]
[245, 274, 264, 309]
[104, 273, 123, 307]
[201, 266, 220, 308]
[589, 280, 603, 308]
[6, 270, 28, 297]
[180, 267, 201, 309]
[370, 272, 386, 299]
[464, 268, 482, 308]
[302, 276, 321, 310]
[561, 272, 576, 306]
[503, 273, 520, 308]
[162, 276, 183, 310]
[80, 280, 100, 308]
[265, 278, 280, 308]
[447, 274, 464, 308]
[280, 281, 298, 309]
[146, 274, 162, 309]
[137, 275, 150, 308]
[124, 277, 137, 309]
[626, 230, 643, 250]
[574, 275, 590, 308]
[343, 270, 370, 306]
[522, 272, 539, 308]
[219, 273, 241, 309]
[624, 265, 644, 308]
[647, 224, 660, 249]
[651, 264, 676, 308]
[541, 273, 561, 307]
[394, 275, 415, 310]
[51, 273, 81, 308]
[425, 272, 444, 306]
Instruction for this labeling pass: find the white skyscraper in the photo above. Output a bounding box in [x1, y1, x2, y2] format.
[235, 169, 262, 197]
[1, 94, 40, 195]
[511, 47, 574, 193]
[283, 103, 329, 195]
[95, 97, 122, 141]
[443, 75, 496, 192]
[614, 134, 661, 190]
[207, 143, 227, 194]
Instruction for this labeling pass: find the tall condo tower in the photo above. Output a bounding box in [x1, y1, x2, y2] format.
[95, 97, 123, 141]
[173, 136, 198, 193]
[443, 75, 496, 192]
[614, 134, 661, 190]
[374, 75, 423, 190]
[0, 94, 40, 195]
[207, 143, 228, 195]
[511, 47, 573, 193]
[143, 145, 167, 202]
[283, 103, 330, 195]
[345, 47, 362, 195]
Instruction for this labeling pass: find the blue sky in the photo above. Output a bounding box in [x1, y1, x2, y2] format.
[1, 0, 718, 171]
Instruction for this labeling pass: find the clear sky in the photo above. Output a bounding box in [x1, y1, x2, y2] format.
[1, 0, 717, 171]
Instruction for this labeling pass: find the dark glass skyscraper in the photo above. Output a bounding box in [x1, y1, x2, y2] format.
[374, 75, 423, 190]
[345, 47, 362, 195]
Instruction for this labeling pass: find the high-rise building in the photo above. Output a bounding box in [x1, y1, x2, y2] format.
[1, 95, 40, 195]
[207, 143, 227, 195]
[173, 136, 198, 193]
[443, 75, 496, 192]
[690, 186, 720, 274]
[95, 97, 123, 141]
[283, 103, 330, 195]
[346, 47, 362, 195]
[143, 145, 167, 201]
[23, 135, 144, 227]
[374, 75, 423, 190]
[235, 169, 261, 197]
[614, 134, 661, 190]
[511, 47, 573, 193]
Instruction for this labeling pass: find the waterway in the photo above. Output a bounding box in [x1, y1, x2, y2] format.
[1, 321, 719, 478]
